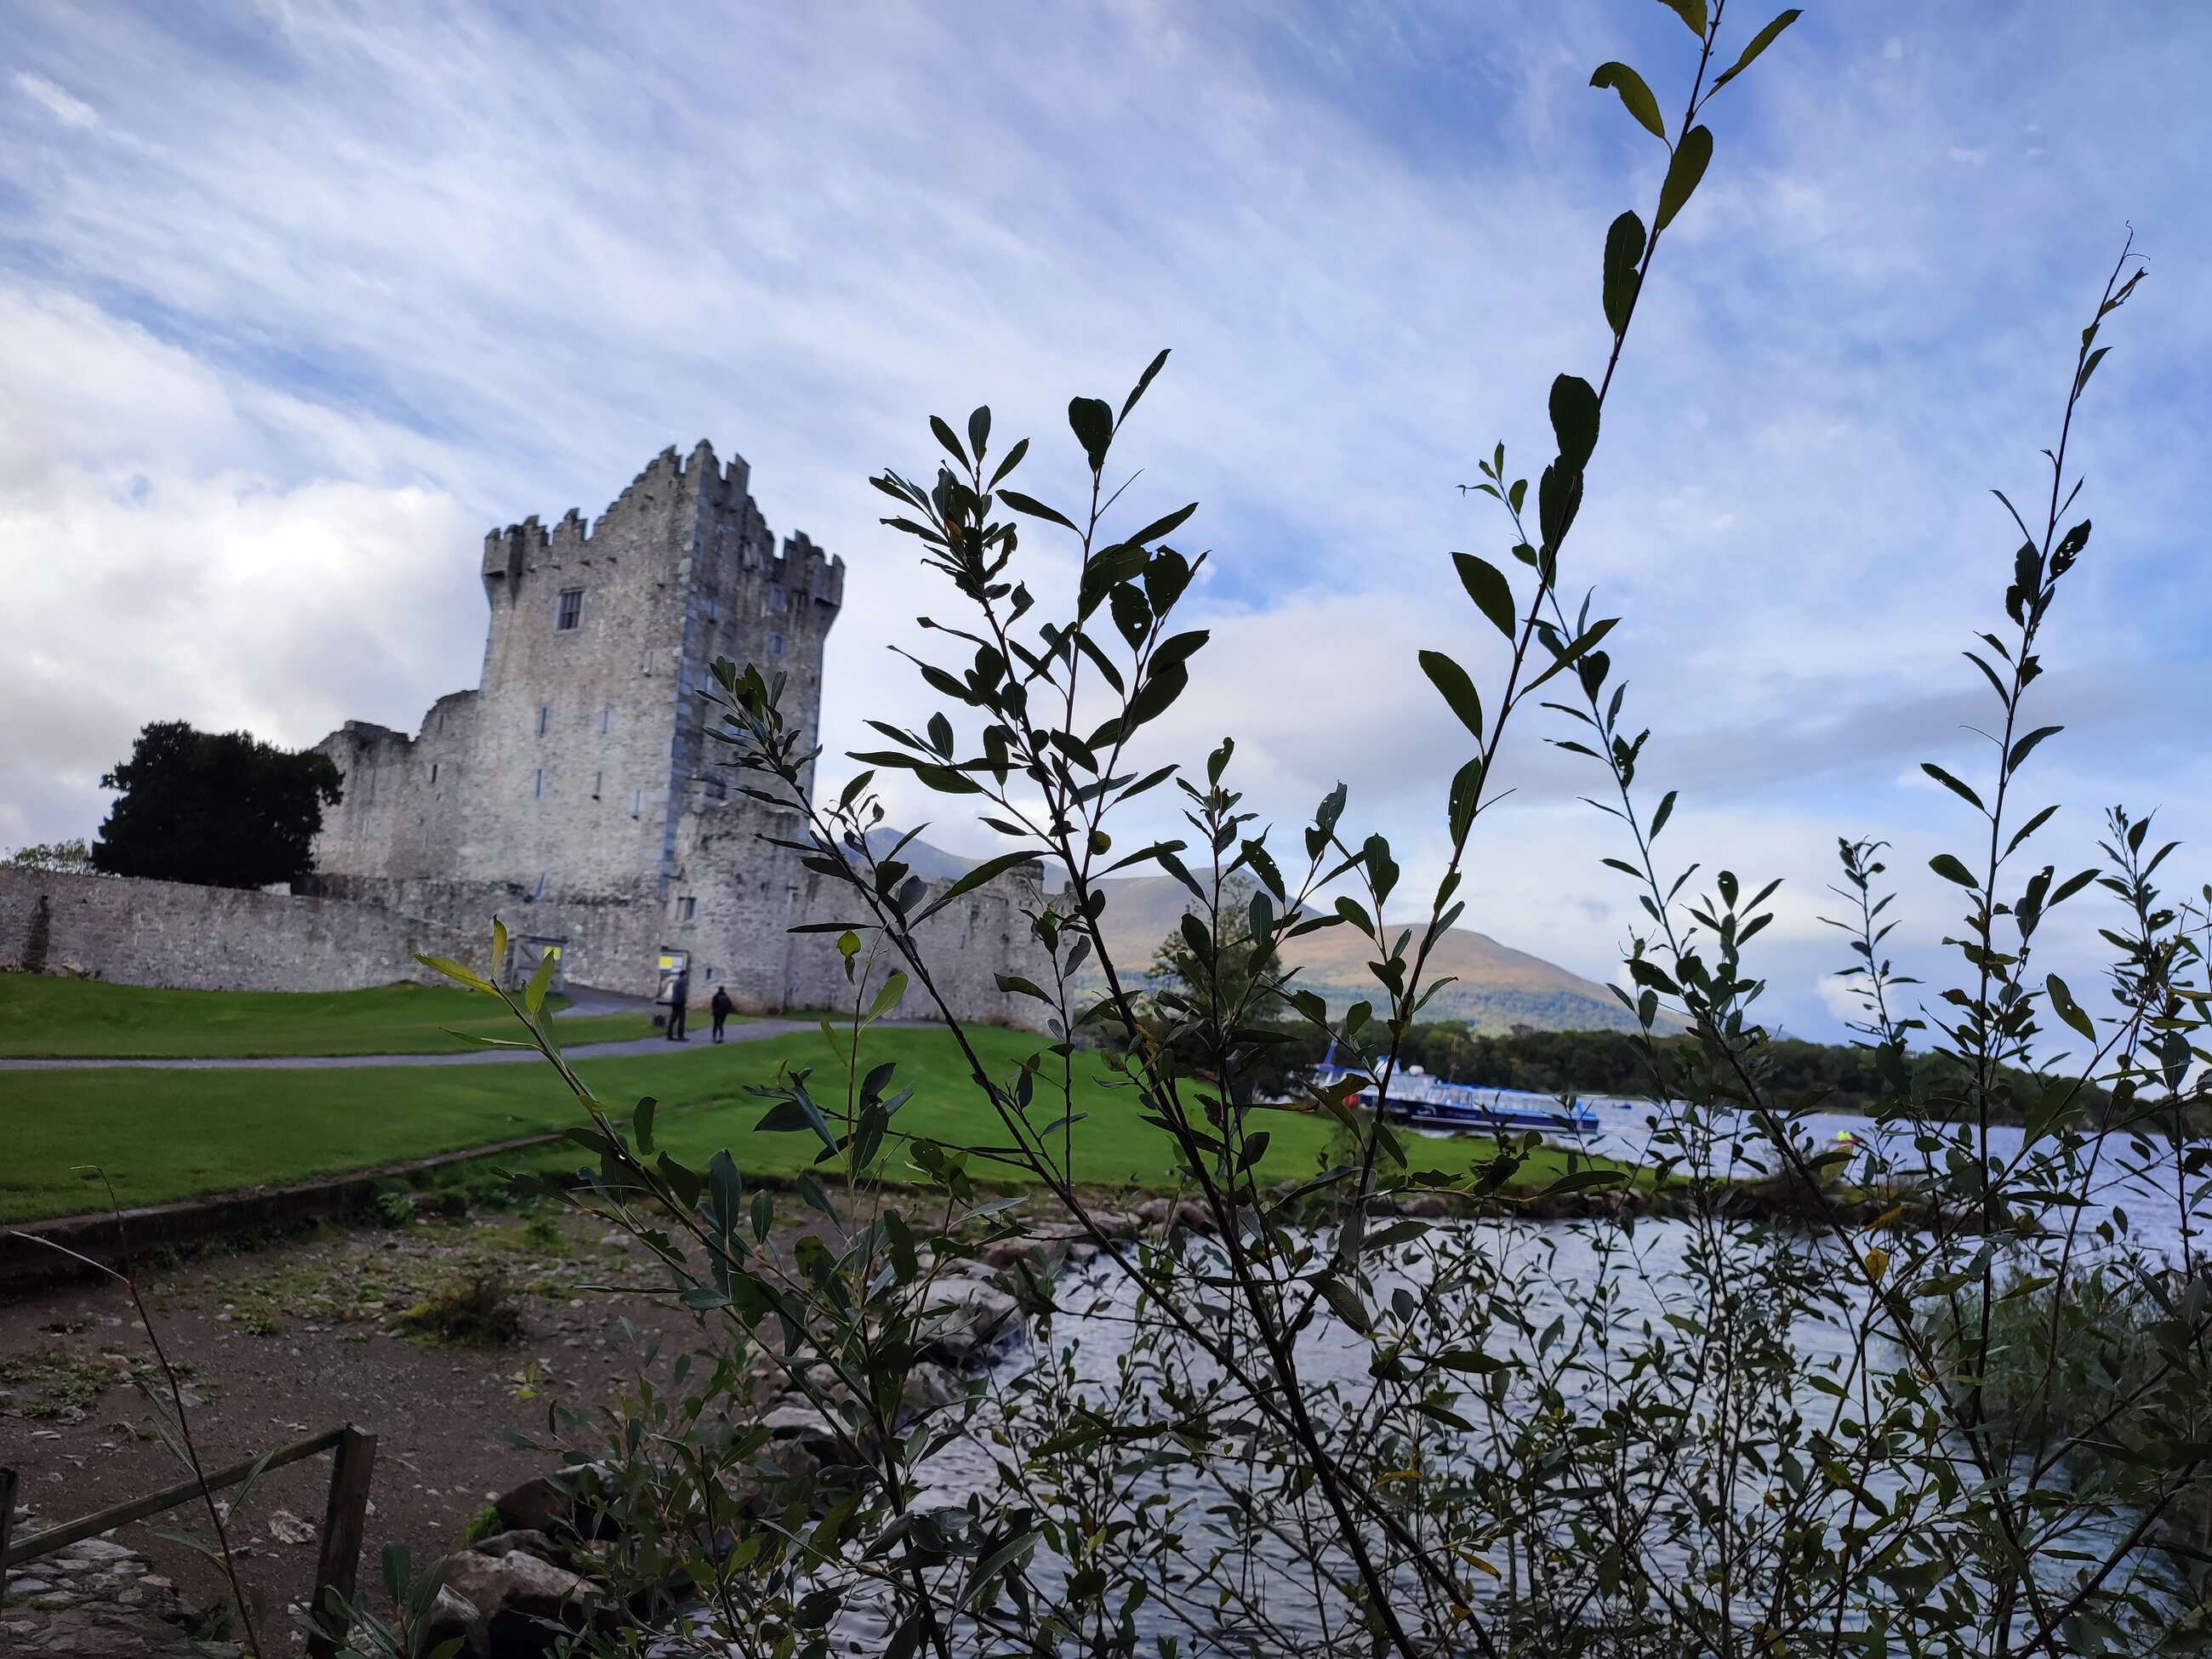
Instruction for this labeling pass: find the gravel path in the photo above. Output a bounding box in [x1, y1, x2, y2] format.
[0, 1021, 814, 1071]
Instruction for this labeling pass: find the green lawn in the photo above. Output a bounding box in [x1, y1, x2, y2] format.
[0, 1023, 1600, 1222]
[0, 975, 656, 1058]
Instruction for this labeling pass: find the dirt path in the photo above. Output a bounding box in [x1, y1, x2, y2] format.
[0, 1023, 811, 1071]
[1, 1208, 694, 1645]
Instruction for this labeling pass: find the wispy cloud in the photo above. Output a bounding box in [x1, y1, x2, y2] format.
[14, 70, 95, 128]
[1, 1, 2207, 1038]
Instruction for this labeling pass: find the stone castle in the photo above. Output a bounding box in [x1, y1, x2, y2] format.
[0, 442, 1046, 1024]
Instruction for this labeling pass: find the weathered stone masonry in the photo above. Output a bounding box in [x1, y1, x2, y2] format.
[6, 443, 1048, 1027]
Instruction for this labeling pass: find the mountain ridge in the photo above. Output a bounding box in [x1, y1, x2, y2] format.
[865, 830, 1642, 1033]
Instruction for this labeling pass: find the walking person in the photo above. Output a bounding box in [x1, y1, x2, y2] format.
[710, 985, 734, 1043]
[666, 967, 690, 1041]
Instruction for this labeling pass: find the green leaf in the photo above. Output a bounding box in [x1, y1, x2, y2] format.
[2047, 972, 2097, 1042]
[1929, 852, 1980, 889]
[2007, 724, 2063, 772]
[865, 970, 910, 1022]
[1126, 502, 1197, 546]
[1120, 347, 1170, 420]
[1447, 755, 1485, 845]
[1654, 0, 1708, 37]
[929, 414, 970, 470]
[632, 1097, 658, 1156]
[1712, 9, 1804, 93]
[1590, 61, 1667, 140]
[1419, 651, 1485, 739]
[523, 945, 556, 1018]
[912, 850, 1044, 923]
[1068, 396, 1115, 472]
[997, 489, 1077, 531]
[1603, 211, 1646, 334]
[1656, 124, 1713, 231]
[1314, 1274, 1372, 1333]
[1920, 763, 1985, 811]
[1549, 374, 1600, 472]
[416, 954, 493, 995]
[1452, 552, 1518, 638]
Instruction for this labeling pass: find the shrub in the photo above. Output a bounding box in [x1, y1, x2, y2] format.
[406, 15, 2212, 1659]
[392, 1268, 526, 1348]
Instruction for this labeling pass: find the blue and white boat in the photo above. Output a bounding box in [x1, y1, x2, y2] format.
[1314, 1058, 1599, 1138]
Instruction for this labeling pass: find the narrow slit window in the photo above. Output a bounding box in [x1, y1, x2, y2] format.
[537, 703, 550, 736]
[532, 768, 544, 799]
[598, 708, 612, 735]
[556, 588, 584, 630]
[629, 789, 642, 817]
[592, 769, 602, 800]
[769, 632, 785, 658]
[677, 897, 697, 921]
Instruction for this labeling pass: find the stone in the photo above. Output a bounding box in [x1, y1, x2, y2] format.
[465, 1529, 567, 1568]
[60, 1538, 137, 1562]
[265, 1508, 317, 1546]
[423, 1583, 488, 1658]
[759, 1396, 843, 1457]
[917, 1275, 1021, 1364]
[7, 1576, 54, 1595]
[440, 1548, 597, 1659]
[492, 1462, 609, 1536]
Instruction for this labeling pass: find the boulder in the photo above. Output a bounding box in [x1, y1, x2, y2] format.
[492, 1462, 613, 1537]
[917, 1274, 1020, 1364]
[465, 1530, 567, 1568]
[1132, 1196, 1214, 1234]
[438, 1548, 597, 1659]
[759, 1396, 844, 1458]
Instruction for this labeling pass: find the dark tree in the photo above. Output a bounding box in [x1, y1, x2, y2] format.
[92, 721, 343, 889]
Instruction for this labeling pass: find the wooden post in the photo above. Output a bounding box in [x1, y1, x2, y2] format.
[0, 1467, 17, 1588]
[305, 1426, 376, 1659]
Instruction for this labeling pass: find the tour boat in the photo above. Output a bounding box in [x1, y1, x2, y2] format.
[1313, 1057, 1599, 1138]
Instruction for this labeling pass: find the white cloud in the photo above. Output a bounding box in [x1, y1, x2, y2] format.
[14, 71, 94, 128]
[1, 0, 2208, 1038]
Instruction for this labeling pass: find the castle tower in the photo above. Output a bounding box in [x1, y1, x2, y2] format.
[466, 441, 843, 900]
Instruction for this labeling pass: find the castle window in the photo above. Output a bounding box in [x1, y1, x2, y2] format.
[537, 704, 550, 736]
[704, 594, 719, 622]
[533, 768, 544, 799]
[767, 586, 788, 613]
[556, 588, 584, 630]
[629, 789, 642, 817]
[677, 897, 697, 922]
[429, 762, 438, 784]
[598, 708, 611, 734]
[769, 632, 784, 658]
[592, 769, 602, 800]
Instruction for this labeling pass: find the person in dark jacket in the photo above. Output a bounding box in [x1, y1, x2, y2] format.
[710, 985, 734, 1042]
[666, 969, 690, 1041]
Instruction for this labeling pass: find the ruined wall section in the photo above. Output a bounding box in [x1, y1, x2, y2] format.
[666, 801, 1052, 1029]
[0, 868, 471, 993]
[311, 692, 477, 880]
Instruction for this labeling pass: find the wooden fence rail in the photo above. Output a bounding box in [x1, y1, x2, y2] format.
[1, 1422, 376, 1659]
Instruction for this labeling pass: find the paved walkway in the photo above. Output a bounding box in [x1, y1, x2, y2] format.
[0, 1020, 814, 1071]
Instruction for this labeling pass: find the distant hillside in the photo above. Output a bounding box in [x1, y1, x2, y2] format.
[865, 832, 1645, 1035]
[1075, 874, 1646, 1034]
[861, 827, 989, 882]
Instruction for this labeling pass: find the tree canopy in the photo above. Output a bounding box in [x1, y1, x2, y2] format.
[93, 721, 342, 890]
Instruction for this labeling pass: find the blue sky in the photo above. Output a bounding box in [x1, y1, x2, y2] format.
[2, 1, 2208, 1040]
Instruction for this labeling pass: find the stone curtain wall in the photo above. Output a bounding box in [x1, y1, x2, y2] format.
[0, 868, 471, 993]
